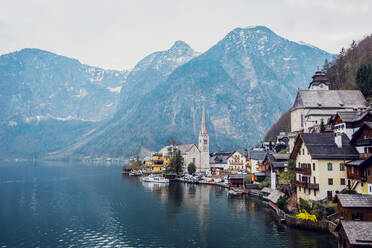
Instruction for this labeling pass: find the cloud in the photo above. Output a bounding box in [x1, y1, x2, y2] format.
[0, 0, 371, 69]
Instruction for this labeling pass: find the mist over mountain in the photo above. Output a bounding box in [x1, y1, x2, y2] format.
[48, 26, 332, 160]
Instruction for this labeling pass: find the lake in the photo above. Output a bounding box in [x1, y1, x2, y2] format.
[0, 162, 336, 247]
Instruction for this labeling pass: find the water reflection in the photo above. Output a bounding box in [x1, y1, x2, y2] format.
[0, 164, 336, 248]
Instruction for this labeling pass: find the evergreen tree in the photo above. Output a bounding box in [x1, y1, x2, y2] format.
[187, 162, 196, 175]
[168, 150, 184, 175]
[356, 63, 372, 96]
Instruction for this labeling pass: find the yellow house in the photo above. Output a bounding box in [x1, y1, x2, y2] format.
[146, 153, 171, 172]
[290, 133, 359, 203]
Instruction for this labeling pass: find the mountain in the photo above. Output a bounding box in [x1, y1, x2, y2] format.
[51, 26, 332, 159]
[0, 48, 128, 123]
[0, 48, 129, 159]
[117, 40, 199, 114]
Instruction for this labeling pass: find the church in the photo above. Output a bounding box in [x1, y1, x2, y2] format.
[177, 104, 210, 173]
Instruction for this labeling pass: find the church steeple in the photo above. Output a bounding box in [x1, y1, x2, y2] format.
[200, 103, 208, 135]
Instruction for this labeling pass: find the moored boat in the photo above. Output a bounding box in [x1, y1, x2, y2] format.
[143, 175, 169, 183]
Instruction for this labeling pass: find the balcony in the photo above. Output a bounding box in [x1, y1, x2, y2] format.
[295, 167, 311, 175]
[296, 180, 319, 190]
[348, 173, 367, 181]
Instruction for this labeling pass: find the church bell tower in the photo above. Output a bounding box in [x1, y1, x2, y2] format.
[198, 104, 210, 172]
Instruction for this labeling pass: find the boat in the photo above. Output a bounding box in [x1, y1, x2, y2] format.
[142, 176, 169, 183]
[228, 188, 244, 195]
[129, 170, 143, 176]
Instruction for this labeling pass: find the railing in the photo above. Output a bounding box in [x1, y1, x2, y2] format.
[296, 180, 319, 190]
[295, 167, 311, 175]
[347, 173, 367, 181]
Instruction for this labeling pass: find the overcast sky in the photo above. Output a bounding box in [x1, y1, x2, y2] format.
[1, 0, 371, 70]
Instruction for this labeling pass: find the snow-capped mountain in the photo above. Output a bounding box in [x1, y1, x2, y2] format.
[51, 26, 332, 159]
[0, 48, 128, 124]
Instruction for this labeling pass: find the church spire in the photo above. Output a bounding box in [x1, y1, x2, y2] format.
[200, 104, 208, 135]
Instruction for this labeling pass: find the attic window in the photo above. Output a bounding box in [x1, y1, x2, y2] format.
[317, 103, 322, 106]
[339, 103, 344, 106]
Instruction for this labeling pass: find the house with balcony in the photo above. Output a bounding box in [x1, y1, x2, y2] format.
[227, 149, 249, 173]
[145, 153, 171, 172]
[290, 133, 359, 202]
[209, 151, 230, 173]
[329, 110, 372, 139]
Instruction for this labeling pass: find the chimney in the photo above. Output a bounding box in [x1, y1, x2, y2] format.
[335, 133, 342, 148]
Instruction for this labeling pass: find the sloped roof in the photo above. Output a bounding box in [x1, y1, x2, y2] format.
[249, 151, 268, 162]
[350, 122, 372, 144]
[335, 221, 372, 246]
[272, 153, 290, 161]
[291, 90, 367, 111]
[291, 133, 359, 160]
[335, 194, 372, 208]
[177, 144, 197, 154]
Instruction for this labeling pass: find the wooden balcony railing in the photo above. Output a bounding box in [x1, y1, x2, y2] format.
[295, 167, 311, 175]
[296, 180, 319, 190]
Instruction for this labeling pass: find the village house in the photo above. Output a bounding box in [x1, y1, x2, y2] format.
[288, 70, 368, 152]
[290, 133, 359, 202]
[334, 194, 372, 221]
[145, 152, 171, 172]
[329, 110, 372, 139]
[345, 123, 372, 194]
[227, 149, 249, 173]
[249, 150, 268, 182]
[209, 151, 230, 173]
[335, 221, 372, 248]
[262, 153, 289, 189]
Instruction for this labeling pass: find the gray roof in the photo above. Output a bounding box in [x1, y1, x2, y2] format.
[272, 153, 290, 160]
[337, 111, 359, 122]
[177, 144, 196, 154]
[335, 221, 372, 246]
[291, 90, 367, 111]
[249, 151, 268, 162]
[335, 194, 372, 208]
[298, 133, 359, 160]
[262, 187, 284, 203]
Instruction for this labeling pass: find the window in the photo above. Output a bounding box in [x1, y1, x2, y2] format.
[341, 178, 345, 185]
[352, 167, 355, 174]
[313, 177, 316, 184]
[302, 149, 304, 155]
[328, 178, 333, 185]
[299, 187, 301, 192]
[352, 213, 364, 221]
[340, 163, 344, 171]
[313, 163, 315, 171]
[192, 158, 196, 164]
[314, 190, 316, 196]
[368, 170, 370, 176]
[204, 139, 207, 144]
[328, 163, 333, 171]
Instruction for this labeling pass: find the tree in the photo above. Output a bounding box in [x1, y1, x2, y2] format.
[320, 119, 326, 133]
[168, 150, 184, 175]
[187, 162, 196, 175]
[356, 63, 372, 96]
[166, 136, 180, 146]
[277, 159, 296, 195]
[130, 156, 143, 170]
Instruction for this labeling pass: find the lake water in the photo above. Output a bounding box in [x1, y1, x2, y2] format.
[0, 162, 336, 247]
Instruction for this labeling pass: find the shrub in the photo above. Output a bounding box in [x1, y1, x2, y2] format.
[258, 178, 270, 189]
[277, 195, 289, 212]
[299, 198, 311, 213]
[296, 210, 318, 222]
